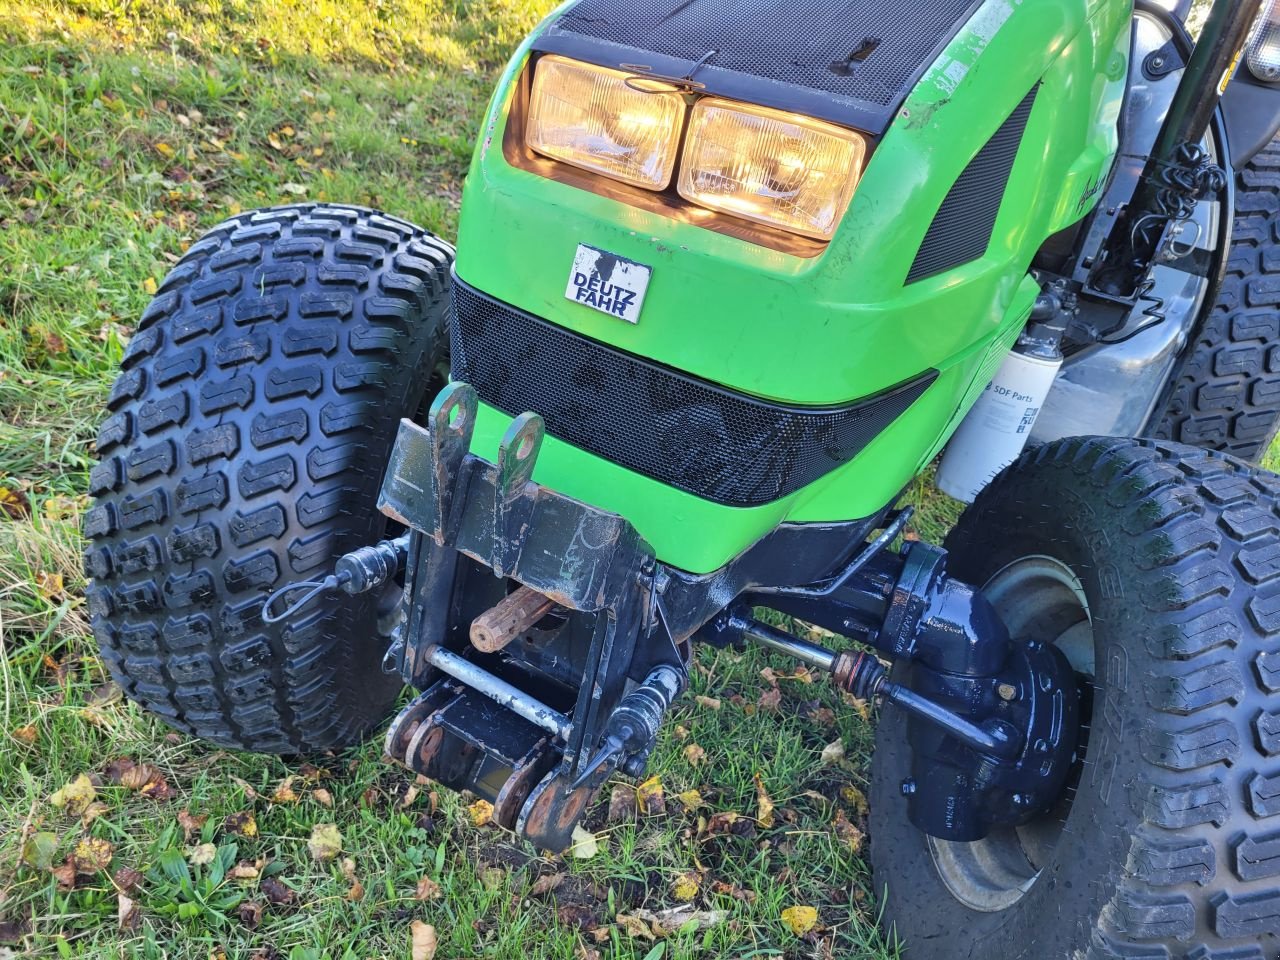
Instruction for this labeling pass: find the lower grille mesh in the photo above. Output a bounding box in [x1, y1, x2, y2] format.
[450, 277, 934, 507]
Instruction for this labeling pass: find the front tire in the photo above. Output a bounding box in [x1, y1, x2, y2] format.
[871, 436, 1280, 958]
[85, 204, 453, 753]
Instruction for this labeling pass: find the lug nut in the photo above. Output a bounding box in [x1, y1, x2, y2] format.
[900, 779, 917, 797]
[997, 682, 1018, 702]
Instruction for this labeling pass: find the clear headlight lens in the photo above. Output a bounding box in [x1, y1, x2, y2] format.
[677, 98, 866, 240]
[1248, 0, 1280, 83]
[527, 55, 685, 190]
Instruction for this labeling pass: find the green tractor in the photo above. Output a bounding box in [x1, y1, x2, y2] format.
[86, 0, 1280, 954]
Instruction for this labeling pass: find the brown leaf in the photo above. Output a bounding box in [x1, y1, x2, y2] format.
[709, 880, 757, 903]
[528, 872, 563, 898]
[415, 875, 442, 900]
[557, 903, 599, 932]
[410, 920, 438, 960]
[694, 695, 721, 710]
[605, 785, 636, 823]
[51, 860, 77, 891]
[229, 775, 259, 800]
[224, 811, 258, 838]
[312, 787, 334, 808]
[80, 801, 110, 828]
[35, 571, 64, 600]
[237, 900, 263, 929]
[832, 809, 864, 854]
[0, 918, 32, 943]
[230, 860, 261, 881]
[103, 757, 137, 784]
[124, 763, 172, 800]
[260, 875, 295, 905]
[113, 866, 144, 892]
[757, 686, 782, 713]
[12, 724, 37, 745]
[72, 838, 113, 873]
[296, 763, 328, 781]
[683, 743, 706, 767]
[345, 879, 364, 901]
[178, 809, 207, 841]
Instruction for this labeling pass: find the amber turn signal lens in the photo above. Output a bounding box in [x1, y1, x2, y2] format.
[677, 97, 866, 240]
[527, 55, 685, 190]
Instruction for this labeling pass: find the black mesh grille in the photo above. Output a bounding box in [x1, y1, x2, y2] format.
[906, 86, 1039, 284]
[537, 0, 981, 133]
[450, 278, 934, 507]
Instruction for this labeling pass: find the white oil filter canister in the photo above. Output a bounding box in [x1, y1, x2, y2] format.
[935, 346, 1064, 503]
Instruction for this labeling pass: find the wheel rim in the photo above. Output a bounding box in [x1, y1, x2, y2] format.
[926, 555, 1093, 913]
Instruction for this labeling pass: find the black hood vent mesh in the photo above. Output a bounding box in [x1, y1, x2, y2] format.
[536, 0, 982, 134]
[449, 276, 935, 508]
[906, 85, 1039, 284]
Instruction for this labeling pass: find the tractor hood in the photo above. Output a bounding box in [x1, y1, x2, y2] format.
[533, 0, 985, 134]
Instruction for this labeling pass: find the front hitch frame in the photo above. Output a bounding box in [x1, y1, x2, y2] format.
[362, 380, 1080, 850]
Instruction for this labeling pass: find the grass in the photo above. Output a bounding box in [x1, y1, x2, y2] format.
[0, 3, 900, 957]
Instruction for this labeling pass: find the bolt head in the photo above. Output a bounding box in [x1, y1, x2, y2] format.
[997, 682, 1018, 702]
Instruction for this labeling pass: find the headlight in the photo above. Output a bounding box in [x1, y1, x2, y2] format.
[677, 98, 866, 241]
[527, 55, 685, 190]
[1248, 0, 1280, 83]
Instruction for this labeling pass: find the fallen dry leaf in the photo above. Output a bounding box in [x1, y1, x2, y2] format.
[72, 838, 113, 873]
[228, 775, 259, 800]
[606, 785, 636, 823]
[187, 843, 217, 867]
[103, 757, 136, 784]
[466, 799, 494, 828]
[675, 789, 703, 812]
[121, 763, 172, 800]
[671, 872, 700, 902]
[410, 920, 438, 960]
[178, 809, 207, 842]
[415, 875, 442, 900]
[12, 724, 37, 745]
[754, 772, 776, 828]
[80, 800, 110, 827]
[230, 860, 261, 881]
[683, 743, 706, 767]
[694, 695, 721, 710]
[781, 904, 819, 936]
[35, 571, 64, 601]
[237, 900, 263, 929]
[260, 875, 295, 905]
[118, 891, 141, 932]
[50, 774, 97, 817]
[635, 775, 665, 815]
[271, 777, 299, 804]
[832, 809, 865, 854]
[346, 879, 364, 901]
[312, 787, 334, 808]
[841, 785, 869, 817]
[757, 686, 782, 712]
[820, 739, 845, 765]
[224, 811, 258, 838]
[113, 866, 144, 892]
[307, 823, 342, 861]
[141, 277, 158, 295]
[528, 872, 563, 898]
[568, 824, 599, 859]
[0, 486, 32, 520]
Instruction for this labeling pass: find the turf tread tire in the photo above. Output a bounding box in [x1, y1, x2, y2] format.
[86, 203, 453, 753]
[870, 436, 1280, 959]
[1152, 138, 1280, 462]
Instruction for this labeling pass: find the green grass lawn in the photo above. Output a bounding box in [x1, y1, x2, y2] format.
[0, 4, 900, 957]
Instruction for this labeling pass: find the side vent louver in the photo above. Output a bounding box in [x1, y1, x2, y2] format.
[906, 85, 1039, 284]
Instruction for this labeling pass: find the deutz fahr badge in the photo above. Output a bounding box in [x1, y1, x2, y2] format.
[565, 243, 652, 324]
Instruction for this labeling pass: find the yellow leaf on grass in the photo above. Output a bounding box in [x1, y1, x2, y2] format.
[410, 920, 438, 960]
[683, 743, 706, 767]
[671, 872, 699, 902]
[841, 785, 869, 817]
[155, 142, 175, 157]
[753, 772, 775, 828]
[186, 843, 217, 866]
[35, 572, 64, 600]
[271, 776, 298, 804]
[467, 798, 494, 827]
[142, 277, 158, 295]
[781, 905, 819, 936]
[307, 823, 342, 861]
[72, 837, 114, 873]
[567, 824, 599, 859]
[675, 789, 703, 812]
[635, 775, 665, 815]
[50, 774, 96, 816]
